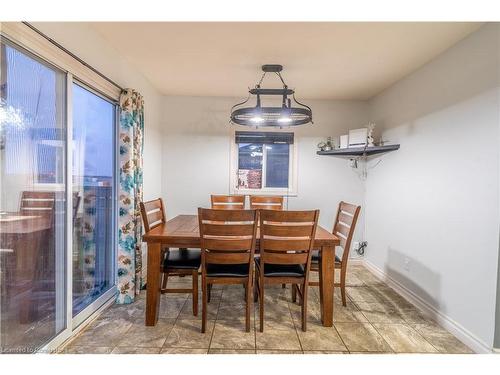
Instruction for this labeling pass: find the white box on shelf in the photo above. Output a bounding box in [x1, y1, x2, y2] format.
[339, 135, 348, 149]
[348, 128, 368, 148]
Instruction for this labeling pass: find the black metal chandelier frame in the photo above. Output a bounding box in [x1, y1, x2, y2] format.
[230, 64, 313, 127]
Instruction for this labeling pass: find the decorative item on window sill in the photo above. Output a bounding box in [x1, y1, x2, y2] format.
[230, 64, 313, 128]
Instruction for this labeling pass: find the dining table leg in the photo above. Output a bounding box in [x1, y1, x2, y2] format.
[318, 244, 334, 326]
[145, 242, 162, 326]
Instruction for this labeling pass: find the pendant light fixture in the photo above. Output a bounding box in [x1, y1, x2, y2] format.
[230, 64, 313, 127]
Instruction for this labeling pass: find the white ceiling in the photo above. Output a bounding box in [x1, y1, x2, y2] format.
[90, 22, 482, 100]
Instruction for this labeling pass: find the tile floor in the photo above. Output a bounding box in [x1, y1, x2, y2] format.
[60, 264, 473, 354]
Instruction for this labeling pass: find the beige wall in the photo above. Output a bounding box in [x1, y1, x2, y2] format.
[365, 23, 500, 351]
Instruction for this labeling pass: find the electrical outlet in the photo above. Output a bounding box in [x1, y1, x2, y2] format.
[353, 241, 359, 251]
[403, 257, 410, 271]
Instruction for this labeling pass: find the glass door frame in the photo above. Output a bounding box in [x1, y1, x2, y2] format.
[1, 25, 120, 353]
[37, 72, 119, 353]
[69, 78, 118, 330]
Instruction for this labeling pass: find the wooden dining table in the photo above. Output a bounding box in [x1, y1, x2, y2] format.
[142, 214, 340, 327]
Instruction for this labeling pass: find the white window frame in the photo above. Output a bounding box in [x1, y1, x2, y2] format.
[230, 129, 298, 196]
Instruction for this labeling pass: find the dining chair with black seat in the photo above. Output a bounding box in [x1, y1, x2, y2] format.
[198, 207, 258, 333]
[210, 194, 246, 210]
[254, 209, 319, 332]
[249, 195, 284, 210]
[310, 201, 361, 306]
[140, 198, 201, 316]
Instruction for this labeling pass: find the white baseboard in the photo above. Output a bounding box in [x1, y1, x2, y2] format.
[362, 259, 492, 354]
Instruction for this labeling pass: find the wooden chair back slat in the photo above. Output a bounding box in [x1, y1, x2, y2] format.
[205, 252, 251, 264]
[143, 199, 162, 213]
[202, 238, 254, 251]
[335, 221, 350, 238]
[260, 210, 317, 222]
[198, 208, 258, 265]
[21, 199, 54, 209]
[338, 212, 354, 227]
[140, 198, 166, 233]
[261, 239, 313, 252]
[146, 210, 164, 226]
[261, 224, 314, 238]
[259, 209, 319, 265]
[262, 252, 309, 264]
[200, 208, 255, 222]
[211, 195, 246, 210]
[201, 223, 255, 236]
[20, 191, 55, 212]
[338, 201, 358, 216]
[250, 196, 284, 210]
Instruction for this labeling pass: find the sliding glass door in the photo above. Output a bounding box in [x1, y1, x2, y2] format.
[0, 36, 117, 352]
[72, 83, 115, 318]
[0, 38, 67, 352]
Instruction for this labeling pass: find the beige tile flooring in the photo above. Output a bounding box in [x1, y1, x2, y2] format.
[60, 264, 473, 354]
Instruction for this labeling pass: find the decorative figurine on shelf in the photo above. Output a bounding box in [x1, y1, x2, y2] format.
[317, 136, 334, 151]
[367, 122, 376, 147]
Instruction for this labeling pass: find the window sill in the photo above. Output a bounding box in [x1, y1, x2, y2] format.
[231, 188, 297, 197]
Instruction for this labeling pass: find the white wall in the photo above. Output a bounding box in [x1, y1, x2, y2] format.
[160, 95, 368, 246]
[365, 24, 500, 350]
[30, 22, 164, 201]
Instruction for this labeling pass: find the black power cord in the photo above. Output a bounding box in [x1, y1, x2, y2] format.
[356, 241, 368, 256]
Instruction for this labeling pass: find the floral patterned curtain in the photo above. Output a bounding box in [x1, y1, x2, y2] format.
[116, 89, 144, 304]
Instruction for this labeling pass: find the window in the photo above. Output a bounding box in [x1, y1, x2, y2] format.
[231, 131, 297, 195]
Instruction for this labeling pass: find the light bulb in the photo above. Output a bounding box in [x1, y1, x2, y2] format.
[278, 117, 292, 123]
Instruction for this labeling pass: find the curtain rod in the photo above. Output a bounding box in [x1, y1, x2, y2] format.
[22, 22, 124, 92]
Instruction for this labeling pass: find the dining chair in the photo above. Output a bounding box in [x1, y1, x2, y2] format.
[140, 198, 201, 316]
[249, 195, 284, 210]
[210, 194, 246, 210]
[198, 207, 258, 333]
[254, 209, 319, 332]
[310, 201, 361, 306]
